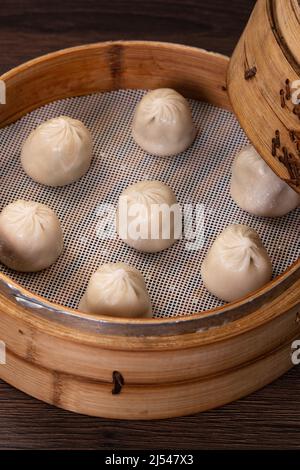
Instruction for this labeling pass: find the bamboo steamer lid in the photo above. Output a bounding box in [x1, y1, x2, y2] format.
[228, 0, 300, 194]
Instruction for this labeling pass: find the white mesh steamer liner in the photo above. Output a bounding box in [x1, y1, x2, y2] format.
[0, 90, 299, 318]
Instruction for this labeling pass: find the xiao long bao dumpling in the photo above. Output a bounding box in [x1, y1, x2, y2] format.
[0, 200, 64, 272]
[116, 180, 182, 253]
[132, 88, 196, 157]
[231, 145, 300, 217]
[201, 224, 272, 302]
[79, 263, 152, 318]
[21, 116, 93, 187]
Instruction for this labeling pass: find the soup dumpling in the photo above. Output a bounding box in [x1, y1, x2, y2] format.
[132, 88, 196, 157]
[201, 224, 272, 302]
[79, 263, 152, 318]
[21, 116, 93, 187]
[231, 145, 300, 217]
[0, 200, 64, 272]
[117, 180, 181, 253]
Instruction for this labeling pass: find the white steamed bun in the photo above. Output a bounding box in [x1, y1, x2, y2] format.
[201, 224, 272, 302]
[0, 200, 64, 272]
[231, 145, 300, 217]
[132, 88, 196, 157]
[21, 116, 93, 187]
[79, 263, 152, 318]
[117, 180, 181, 253]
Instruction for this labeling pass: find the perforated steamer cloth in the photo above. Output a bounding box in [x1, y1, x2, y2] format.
[0, 90, 299, 318]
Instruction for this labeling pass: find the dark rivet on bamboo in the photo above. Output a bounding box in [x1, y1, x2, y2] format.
[245, 66, 257, 80]
[282, 146, 294, 178]
[293, 105, 300, 115]
[280, 89, 285, 108]
[272, 138, 277, 156]
[221, 85, 227, 92]
[290, 130, 296, 142]
[285, 79, 291, 100]
[275, 130, 281, 148]
[112, 371, 124, 395]
[288, 155, 297, 179]
[289, 159, 298, 177]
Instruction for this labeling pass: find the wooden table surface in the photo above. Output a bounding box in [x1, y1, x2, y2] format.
[0, 0, 299, 450]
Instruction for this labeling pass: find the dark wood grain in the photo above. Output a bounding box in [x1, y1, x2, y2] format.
[1, 0, 300, 451]
[0, 0, 254, 74]
[1, 367, 300, 450]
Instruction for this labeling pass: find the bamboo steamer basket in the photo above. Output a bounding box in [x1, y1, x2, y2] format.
[0, 2, 299, 420]
[228, 0, 300, 193]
